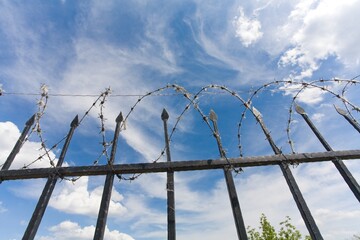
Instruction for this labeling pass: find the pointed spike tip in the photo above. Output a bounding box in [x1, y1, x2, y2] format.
[116, 112, 123, 123]
[161, 108, 169, 121]
[334, 105, 347, 116]
[209, 109, 218, 122]
[71, 115, 79, 127]
[26, 114, 36, 126]
[294, 104, 306, 115]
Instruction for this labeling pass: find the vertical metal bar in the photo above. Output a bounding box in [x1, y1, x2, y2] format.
[162, 109, 176, 240]
[22, 115, 79, 240]
[296, 104, 360, 202]
[209, 110, 248, 240]
[252, 107, 323, 240]
[334, 105, 360, 134]
[94, 112, 123, 240]
[1, 114, 35, 171]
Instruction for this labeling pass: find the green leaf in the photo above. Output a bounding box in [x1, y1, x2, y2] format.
[247, 214, 310, 240]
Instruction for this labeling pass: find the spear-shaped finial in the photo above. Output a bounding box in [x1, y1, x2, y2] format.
[116, 112, 123, 123]
[296, 104, 360, 202]
[22, 114, 78, 240]
[294, 104, 306, 115]
[161, 108, 169, 121]
[252, 105, 324, 239]
[334, 105, 360, 134]
[161, 108, 176, 240]
[209, 109, 218, 122]
[208, 108, 248, 239]
[1, 114, 36, 171]
[209, 109, 226, 159]
[26, 114, 36, 126]
[334, 105, 347, 116]
[70, 115, 79, 128]
[110, 112, 123, 163]
[94, 111, 123, 240]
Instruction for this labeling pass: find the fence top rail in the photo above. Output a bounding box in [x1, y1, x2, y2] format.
[1, 149, 359, 181]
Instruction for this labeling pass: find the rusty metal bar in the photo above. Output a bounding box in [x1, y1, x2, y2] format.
[162, 109, 176, 240]
[1, 114, 35, 171]
[22, 115, 78, 240]
[334, 105, 360, 134]
[0, 150, 359, 181]
[295, 104, 360, 202]
[252, 107, 323, 240]
[209, 110, 248, 240]
[94, 112, 123, 240]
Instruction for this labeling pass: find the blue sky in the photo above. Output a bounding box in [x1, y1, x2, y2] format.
[1, 0, 360, 239]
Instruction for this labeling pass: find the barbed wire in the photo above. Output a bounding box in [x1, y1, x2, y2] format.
[3, 77, 359, 183]
[340, 75, 360, 124]
[0, 90, 252, 98]
[115, 84, 207, 181]
[24, 84, 57, 168]
[19, 87, 115, 179]
[286, 78, 360, 153]
[235, 78, 360, 155]
[1, 85, 326, 99]
[113, 84, 246, 181]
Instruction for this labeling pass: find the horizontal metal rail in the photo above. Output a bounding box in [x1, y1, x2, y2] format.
[1, 150, 360, 181]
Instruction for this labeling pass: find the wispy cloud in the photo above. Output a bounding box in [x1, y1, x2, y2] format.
[0, 202, 6, 213]
[1, 1, 360, 240]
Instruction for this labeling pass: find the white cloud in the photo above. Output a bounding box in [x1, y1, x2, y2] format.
[1, 2, 360, 240]
[9, 179, 47, 199]
[121, 123, 163, 162]
[278, 46, 319, 80]
[293, 162, 360, 239]
[294, 87, 324, 105]
[233, 8, 263, 47]
[0, 201, 7, 213]
[279, 0, 360, 79]
[33, 161, 359, 240]
[0, 121, 57, 169]
[49, 176, 127, 217]
[143, 14, 179, 70]
[287, 0, 318, 20]
[279, 83, 325, 105]
[122, 193, 167, 232]
[141, 161, 360, 240]
[315, 208, 360, 222]
[312, 113, 325, 122]
[38, 220, 134, 240]
[1, 34, 182, 163]
[0, 2, 70, 93]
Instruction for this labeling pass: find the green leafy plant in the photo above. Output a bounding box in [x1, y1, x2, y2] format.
[247, 214, 310, 240]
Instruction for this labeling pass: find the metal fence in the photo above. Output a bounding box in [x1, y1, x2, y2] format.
[1, 81, 360, 240]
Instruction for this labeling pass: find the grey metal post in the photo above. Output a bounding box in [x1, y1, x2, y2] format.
[22, 115, 78, 240]
[209, 110, 248, 240]
[334, 105, 360, 134]
[295, 104, 360, 202]
[1, 114, 35, 171]
[162, 109, 176, 240]
[94, 112, 123, 240]
[252, 107, 323, 240]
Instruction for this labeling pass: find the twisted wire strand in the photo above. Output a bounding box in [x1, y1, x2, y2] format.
[4, 77, 359, 182]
